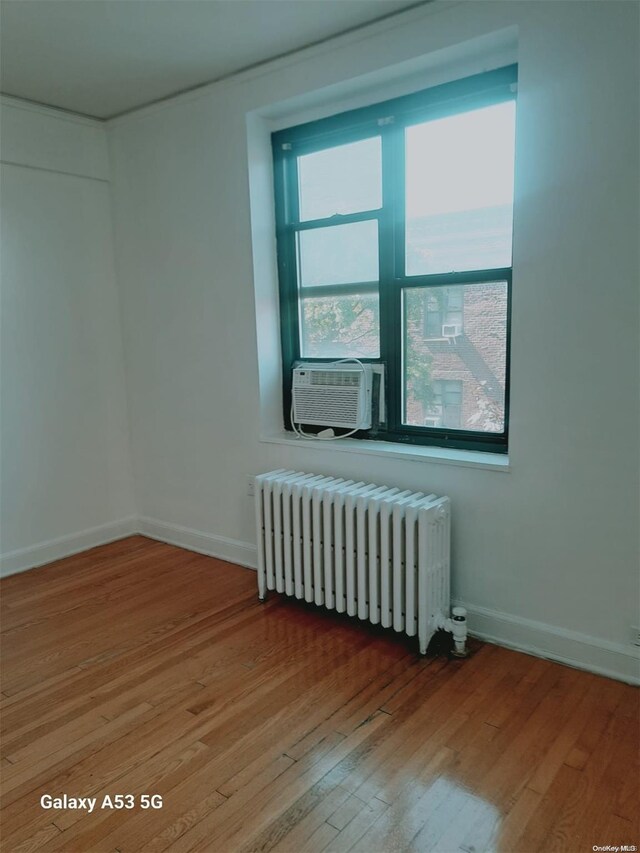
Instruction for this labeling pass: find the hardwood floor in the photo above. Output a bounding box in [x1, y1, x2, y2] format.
[1, 536, 638, 853]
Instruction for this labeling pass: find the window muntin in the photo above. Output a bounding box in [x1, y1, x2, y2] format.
[273, 66, 516, 453]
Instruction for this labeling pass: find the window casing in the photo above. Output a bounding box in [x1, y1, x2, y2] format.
[273, 65, 516, 453]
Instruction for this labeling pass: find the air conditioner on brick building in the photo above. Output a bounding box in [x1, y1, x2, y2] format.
[442, 323, 462, 338]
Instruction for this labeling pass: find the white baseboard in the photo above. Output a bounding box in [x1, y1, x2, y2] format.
[137, 517, 258, 570]
[3, 515, 637, 686]
[0, 517, 138, 578]
[453, 600, 640, 686]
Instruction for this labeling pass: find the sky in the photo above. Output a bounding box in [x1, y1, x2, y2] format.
[405, 100, 516, 218]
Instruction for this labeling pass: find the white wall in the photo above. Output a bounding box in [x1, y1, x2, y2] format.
[108, 0, 639, 682]
[0, 98, 135, 573]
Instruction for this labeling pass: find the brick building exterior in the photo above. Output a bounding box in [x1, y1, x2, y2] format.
[404, 281, 507, 432]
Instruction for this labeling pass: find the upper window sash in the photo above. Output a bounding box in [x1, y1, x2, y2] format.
[272, 64, 517, 155]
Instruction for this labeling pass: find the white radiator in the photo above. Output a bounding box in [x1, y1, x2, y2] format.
[254, 469, 465, 656]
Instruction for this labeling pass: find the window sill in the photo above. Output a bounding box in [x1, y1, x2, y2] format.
[260, 431, 510, 473]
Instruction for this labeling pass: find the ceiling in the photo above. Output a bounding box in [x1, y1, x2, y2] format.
[0, 0, 423, 120]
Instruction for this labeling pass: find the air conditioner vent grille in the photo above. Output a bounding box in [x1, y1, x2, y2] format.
[294, 388, 360, 426]
[310, 371, 360, 387]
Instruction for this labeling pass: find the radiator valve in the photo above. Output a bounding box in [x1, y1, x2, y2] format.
[449, 606, 469, 658]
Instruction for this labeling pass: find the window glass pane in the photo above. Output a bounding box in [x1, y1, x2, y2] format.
[405, 101, 516, 275]
[403, 281, 508, 432]
[298, 137, 382, 221]
[298, 220, 378, 288]
[300, 292, 379, 358]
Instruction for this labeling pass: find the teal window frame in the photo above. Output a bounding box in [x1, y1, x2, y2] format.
[272, 65, 516, 453]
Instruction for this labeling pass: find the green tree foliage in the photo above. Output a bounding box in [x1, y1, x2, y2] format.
[302, 294, 379, 358]
[404, 289, 434, 413]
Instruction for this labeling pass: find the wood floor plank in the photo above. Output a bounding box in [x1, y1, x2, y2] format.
[492, 786, 542, 853]
[303, 820, 341, 853]
[1, 536, 637, 853]
[350, 647, 513, 806]
[264, 783, 351, 853]
[325, 792, 367, 832]
[349, 752, 460, 853]
[171, 714, 392, 852]
[323, 794, 387, 853]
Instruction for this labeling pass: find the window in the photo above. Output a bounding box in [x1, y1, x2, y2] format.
[425, 380, 463, 429]
[273, 65, 516, 453]
[423, 287, 464, 339]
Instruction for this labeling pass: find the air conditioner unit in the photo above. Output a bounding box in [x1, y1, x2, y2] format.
[292, 363, 373, 430]
[442, 323, 462, 338]
[423, 416, 441, 428]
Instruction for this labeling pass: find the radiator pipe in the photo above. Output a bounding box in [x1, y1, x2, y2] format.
[431, 607, 469, 657]
[449, 606, 469, 658]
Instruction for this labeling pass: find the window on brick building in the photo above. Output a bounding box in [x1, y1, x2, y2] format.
[423, 287, 464, 339]
[273, 65, 516, 453]
[425, 380, 463, 429]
